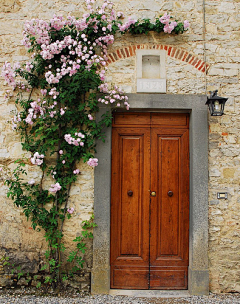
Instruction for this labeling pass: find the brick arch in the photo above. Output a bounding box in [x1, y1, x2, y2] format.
[107, 44, 209, 73]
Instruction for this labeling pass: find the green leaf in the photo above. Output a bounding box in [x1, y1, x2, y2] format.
[36, 282, 42, 288]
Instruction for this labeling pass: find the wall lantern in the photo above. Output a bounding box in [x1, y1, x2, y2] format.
[205, 90, 228, 116]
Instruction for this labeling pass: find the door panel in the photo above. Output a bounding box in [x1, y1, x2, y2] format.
[150, 268, 187, 289]
[121, 136, 142, 256]
[160, 137, 180, 256]
[110, 113, 189, 290]
[150, 128, 189, 289]
[110, 127, 150, 289]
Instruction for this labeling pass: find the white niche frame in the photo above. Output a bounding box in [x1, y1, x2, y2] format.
[136, 49, 166, 93]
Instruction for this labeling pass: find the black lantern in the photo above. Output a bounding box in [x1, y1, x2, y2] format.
[205, 90, 228, 116]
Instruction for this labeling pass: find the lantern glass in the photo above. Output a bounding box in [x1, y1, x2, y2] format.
[212, 100, 223, 116]
[214, 101, 220, 111]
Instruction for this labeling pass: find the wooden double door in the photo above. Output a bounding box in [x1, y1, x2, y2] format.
[110, 112, 189, 289]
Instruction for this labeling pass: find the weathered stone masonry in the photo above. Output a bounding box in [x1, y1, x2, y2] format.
[0, 0, 240, 294]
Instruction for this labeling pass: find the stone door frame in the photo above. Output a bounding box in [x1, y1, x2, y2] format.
[91, 94, 209, 295]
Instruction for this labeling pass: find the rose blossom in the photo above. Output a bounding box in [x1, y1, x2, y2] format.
[67, 207, 74, 214]
[87, 158, 98, 167]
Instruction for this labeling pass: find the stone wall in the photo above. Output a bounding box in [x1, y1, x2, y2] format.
[0, 0, 240, 293]
[205, 0, 240, 293]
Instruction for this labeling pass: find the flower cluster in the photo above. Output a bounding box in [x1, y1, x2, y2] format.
[64, 132, 85, 147]
[184, 20, 190, 30]
[49, 182, 61, 193]
[22, 18, 50, 48]
[88, 114, 93, 120]
[1, 62, 17, 88]
[98, 83, 130, 110]
[159, 13, 189, 33]
[28, 178, 35, 185]
[118, 17, 137, 31]
[50, 14, 66, 31]
[67, 207, 74, 214]
[73, 169, 80, 174]
[12, 113, 21, 130]
[87, 158, 98, 167]
[48, 87, 59, 99]
[159, 13, 177, 33]
[18, 0, 148, 112]
[30, 152, 45, 166]
[25, 99, 45, 125]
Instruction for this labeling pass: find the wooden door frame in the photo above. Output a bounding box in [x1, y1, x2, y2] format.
[91, 94, 209, 296]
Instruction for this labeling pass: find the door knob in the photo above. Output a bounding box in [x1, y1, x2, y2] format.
[127, 190, 133, 196]
[168, 191, 173, 197]
[151, 191, 156, 197]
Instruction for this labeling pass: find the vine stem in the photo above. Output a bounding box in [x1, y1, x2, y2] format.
[60, 181, 72, 234]
[55, 121, 63, 283]
[22, 88, 34, 149]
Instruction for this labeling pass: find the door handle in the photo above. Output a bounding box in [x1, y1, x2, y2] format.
[168, 191, 173, 197]
[127, 190, 133, 196]
[150, 191, 156, 197]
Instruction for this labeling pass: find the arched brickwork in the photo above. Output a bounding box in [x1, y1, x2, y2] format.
[107, 44, 209, 73]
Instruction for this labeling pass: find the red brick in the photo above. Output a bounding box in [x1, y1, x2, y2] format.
[191, 58, 198, 66]
[109, 54, 115, 62]
[120, 48, 126, 58]
[175, 49, 180, 58]
[198, 63, 204, 71]
[106, 57, 112, 65]
[222, 132, 228, 136]
[178, 50, 184, 60]
[186, 54, 193, 62]
[125, 47, 130, 57]
[206, 64, 210, 73]
[167, 46, 172, 56]
[129, 46, 134, 56]
[132, 45, 136, 55]
[189, 56, 195, 64]
[171, 47, 176, 57]
[201, 64, 207, 73]
[117, 49, 122, 59]
[195, 60, 202, 68]
[182, 52, 188, 62]
[112, 52, 118, 61]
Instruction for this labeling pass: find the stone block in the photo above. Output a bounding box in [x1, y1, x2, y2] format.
[208, 67, 238, 77]
[0, 275, 12, 287]
[223, 168, 235, 178]
[17, 277, 29, 286]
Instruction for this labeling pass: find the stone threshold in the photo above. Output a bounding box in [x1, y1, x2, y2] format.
[109, 289, 190, 298]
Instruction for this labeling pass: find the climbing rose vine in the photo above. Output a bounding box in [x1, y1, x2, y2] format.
[1, 0, 189, 288]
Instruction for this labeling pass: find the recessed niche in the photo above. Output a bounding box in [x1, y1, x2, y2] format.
[136, 49, 166, 93]
[142, 55, 160, 79]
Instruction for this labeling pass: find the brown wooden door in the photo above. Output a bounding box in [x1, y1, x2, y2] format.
[110, 113, 189, 290]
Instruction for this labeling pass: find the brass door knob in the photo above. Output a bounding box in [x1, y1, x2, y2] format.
[151, 191, 156, 197]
